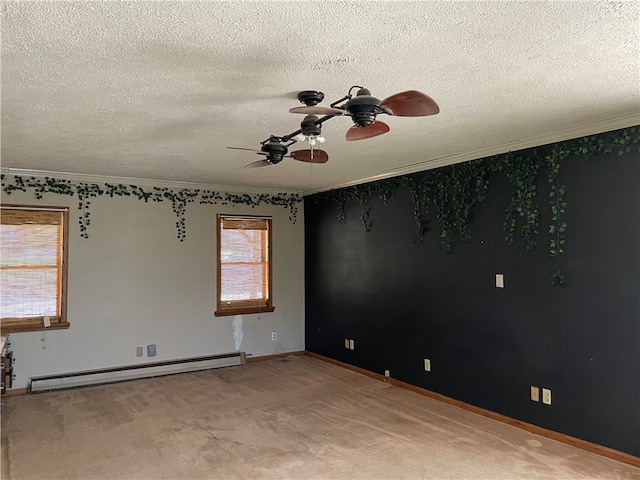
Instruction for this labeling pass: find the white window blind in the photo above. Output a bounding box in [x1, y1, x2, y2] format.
[1, 208, 64, 320]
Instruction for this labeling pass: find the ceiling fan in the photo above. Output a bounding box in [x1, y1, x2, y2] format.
[227, 86, 438, 168]
[227, 113, 329, 168]
[289, 86, 439, 141]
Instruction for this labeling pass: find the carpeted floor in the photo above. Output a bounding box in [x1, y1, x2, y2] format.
[1, 355, 638, 479]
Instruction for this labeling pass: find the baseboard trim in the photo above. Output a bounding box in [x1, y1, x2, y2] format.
[304, 351, 640, 468]
[305, 351, 389, 382]
[246, 351, 304, 364]
[2, 388, 28, 397]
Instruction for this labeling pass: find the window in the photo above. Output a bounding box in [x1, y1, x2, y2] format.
[215, 215, 274, 316]
[1, 205, 69, 334]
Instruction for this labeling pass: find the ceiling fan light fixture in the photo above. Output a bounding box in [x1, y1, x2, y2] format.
[294, 134, 326, 146]
[307, 135, 326, 146]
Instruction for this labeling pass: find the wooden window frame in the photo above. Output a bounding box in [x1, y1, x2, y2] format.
[1, 205, 70, 335]
[215, 214, 274, 317]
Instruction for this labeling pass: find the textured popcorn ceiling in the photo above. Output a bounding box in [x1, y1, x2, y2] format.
[1, 1, 638, 193]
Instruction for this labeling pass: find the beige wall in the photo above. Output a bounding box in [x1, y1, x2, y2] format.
[2, 180, 305, 388]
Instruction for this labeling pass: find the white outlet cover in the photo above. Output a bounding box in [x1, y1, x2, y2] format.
[496, 274, 504, 288]
[542, 388, 552, 405]
[424, 359, 431, 371]
[384, 370, 390, 377]
[344, 339, 349, 348]
[349, 339, 354, 350]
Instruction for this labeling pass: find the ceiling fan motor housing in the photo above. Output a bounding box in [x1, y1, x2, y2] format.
[261, 142, 288, 164]
[345, 88, 382, 127]
[301, 115, 322, 136]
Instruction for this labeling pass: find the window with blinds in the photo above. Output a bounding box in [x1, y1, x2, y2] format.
[215, 215, 274, 316]
[1, 205, 69, 333]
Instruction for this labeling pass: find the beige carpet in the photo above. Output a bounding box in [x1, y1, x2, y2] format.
[1, 355, 638, 479]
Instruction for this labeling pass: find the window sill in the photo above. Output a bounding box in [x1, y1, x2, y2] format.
[214, 306, 275, 317]
[1, 320, 70, 336]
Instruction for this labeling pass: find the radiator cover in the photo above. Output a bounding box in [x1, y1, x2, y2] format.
[29, 352, 245, 392]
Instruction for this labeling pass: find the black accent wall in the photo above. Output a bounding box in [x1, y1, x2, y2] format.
[304, 131, 640, 456]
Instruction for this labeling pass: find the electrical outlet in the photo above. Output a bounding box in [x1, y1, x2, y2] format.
[271, 331, 277, 341]
[344, 339, 349, 348]
[496, 274, 504, 288]
[349, 339, 354, 350]
[542, 388, 552, 405]
[384, 369, 390, 377]
[531, 386, 540, 402]
[424, 358, 431, 371]
[136, 345, 143, 357]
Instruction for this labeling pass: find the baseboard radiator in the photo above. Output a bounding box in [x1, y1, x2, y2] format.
[29, 351, 246, 393]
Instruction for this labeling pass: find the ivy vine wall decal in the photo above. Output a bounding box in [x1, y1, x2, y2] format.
[0, 176, 302, 242]
[310, 127, 639, 285]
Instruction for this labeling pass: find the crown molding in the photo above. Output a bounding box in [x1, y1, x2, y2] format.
[2, 114, 637, 198]
[0, 168, 302, 196]
[303, 114, 640, 195]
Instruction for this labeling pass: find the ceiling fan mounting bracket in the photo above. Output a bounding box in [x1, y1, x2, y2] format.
[297, 90, 325, 106]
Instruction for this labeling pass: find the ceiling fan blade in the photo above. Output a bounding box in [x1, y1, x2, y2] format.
[345, 121, 390, 141]
[228, 146, 261, 152]
[380, 90, 440, 117]
[245, 159, 273, 168]
[291, 149, 329, 164]
[289, 106, 344, 115]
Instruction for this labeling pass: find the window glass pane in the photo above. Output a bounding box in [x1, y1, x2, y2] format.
[220, 230, 262, 262]
[1, 268, 58, 318]
[220, 264, 266, 301]
[1, 225, 59, 267]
